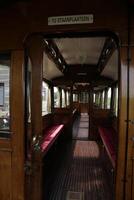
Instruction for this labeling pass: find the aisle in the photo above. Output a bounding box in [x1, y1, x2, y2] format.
[73, 113, 89, 140]
[48, 140, 113, 200]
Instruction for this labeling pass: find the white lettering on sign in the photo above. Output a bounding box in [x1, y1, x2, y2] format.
[48, 15, 93, 26]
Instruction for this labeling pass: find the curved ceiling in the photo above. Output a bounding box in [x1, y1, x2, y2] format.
[54, 37, 106, 65]
[43, 36, 118, 88]
[101, 49, 118, 81]
[43, 52, 63, 80]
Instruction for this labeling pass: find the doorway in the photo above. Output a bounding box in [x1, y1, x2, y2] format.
[24, 31, 120, 200]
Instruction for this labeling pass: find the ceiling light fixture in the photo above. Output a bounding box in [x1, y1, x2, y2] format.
[44, 40, 49, 45]
[58, 58, 62, 63]
[106, 49, 109, 54]
[51, 48, 56, 57]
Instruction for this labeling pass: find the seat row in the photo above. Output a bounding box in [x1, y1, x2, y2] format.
[98, 126, 117, 168]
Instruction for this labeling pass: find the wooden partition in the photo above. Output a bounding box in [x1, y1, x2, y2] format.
[0, 140, 12, 200]
[125, 47, 134, 199]
[53, 108, 73, 124]
[26, 36, 44, 200]
[53, 107, 78, 139]
[0, 50, 25, 200]
[90, 109, 111, 139]
[115, 47, 128, 200]
[79, 103, 89, 113]
[42, 114, 54, 131]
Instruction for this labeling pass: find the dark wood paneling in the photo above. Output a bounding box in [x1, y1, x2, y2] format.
[0, 0, 128, 51]
[79, 103, 89, 113]
[125, 47, 134, 199]
[42, 114, 54, 132]
[0, 151, 12, 200]
[115, 47, 128, 200]
[26, 35, 44, 200]
[27, 36, 43, 137]
[11, 50, 25, 200]
[0, 138, 11, 150]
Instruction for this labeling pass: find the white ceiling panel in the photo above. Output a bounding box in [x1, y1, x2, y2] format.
[43, 53, 63, 80]
[54, 37, 106, 65]
[101, 50, 118, 80]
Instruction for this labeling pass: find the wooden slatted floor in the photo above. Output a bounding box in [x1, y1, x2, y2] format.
[48, 141, 113, 200]
[44, 114, 114, 200]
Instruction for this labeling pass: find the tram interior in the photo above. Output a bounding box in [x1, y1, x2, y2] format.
[26, 35, 118, 200]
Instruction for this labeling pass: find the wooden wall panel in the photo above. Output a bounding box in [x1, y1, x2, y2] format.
[115, 47, 128, 200]
[11, 50, 25, 200]
[26, 36, 44, 200]
[132, 144, 134, 200]
[27, 36, 43, 138]
[0, 0, 128, 50]
[80, 103, 89, 113]
[125, 47, 134, 199]
[0, 150, 12, 200]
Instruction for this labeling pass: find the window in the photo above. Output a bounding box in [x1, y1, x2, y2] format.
[102, 90, 105, 109]
[73, 93, 78, 102]
[26, 58, 32, 123]
[93, 93, 96, 103]
[73, 94, 75, 102]
[66, 91, 70, 106]
[106, 87, 111, 109]
[0, 53, 10, 133]
[113, 86, 118, 116]
[54, 86, 60, 108]
[96, 92, 101, 107]
[76, 94, 78, 101]
[42, 82, 51, 115]
[62, 89, 66, 107]
[80, 92, 89, 103]
[95, 93, 98, 105]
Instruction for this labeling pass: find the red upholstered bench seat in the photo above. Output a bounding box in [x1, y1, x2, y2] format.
[98, 126, 117, 168]
[41, 124, 64, 155]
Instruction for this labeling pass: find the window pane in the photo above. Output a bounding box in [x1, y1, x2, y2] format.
[73, 94, 75, 102]
[107, 88, 111, 109]
[62, 89, 66, 107]
[73, 93, 78, 102]
[102, 91, 105, 109]
[42, 82, 51, 115]
[95, 93, 98, 105]
[0, 53, 10, 135]
[27, 58, 32, 123]
[66, 91, 70, 106]
[93, 93, 96, 103]
[54, 87, 60, 108]
[114, 87, 118, 116]
[80, 92, 89, 103]
[97, 92, 101, 106]
[76, 94, 78, 101]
